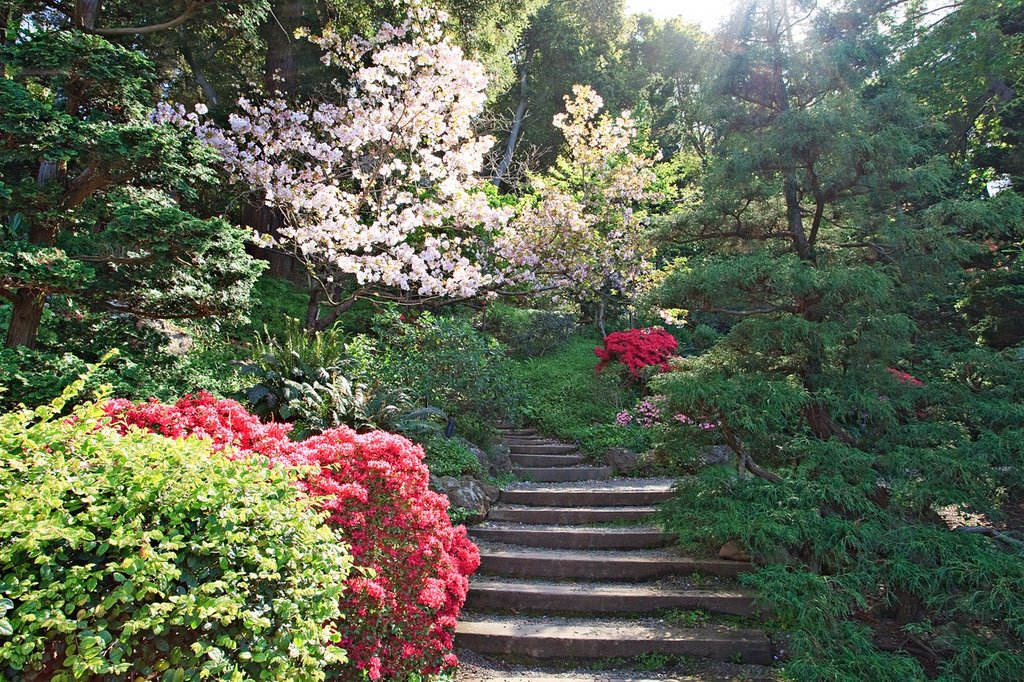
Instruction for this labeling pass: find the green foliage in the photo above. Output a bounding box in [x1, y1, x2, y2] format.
[422, 436, 483, 477]
[0, 274, 314, 411]
[366, 313, 519, 447]
[239, 317, 412, 439]
[0, 16, 262, 348]
[0, 380, 352, 681]
[484, 301, 579, 357]
[512, 334, 652, 457]
[647, 2, 1024, 678]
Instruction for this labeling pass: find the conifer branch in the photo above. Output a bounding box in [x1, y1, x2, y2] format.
[704, 305, 795, 316]
[955, 526, 1024, 550]
[721, 424, 784, 483]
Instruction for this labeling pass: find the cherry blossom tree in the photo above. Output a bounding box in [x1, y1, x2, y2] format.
[191, 3, 513, 329]
[498, 84, 661, 331]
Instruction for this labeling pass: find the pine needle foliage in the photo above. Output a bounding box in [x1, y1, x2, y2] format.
[651, 1, 1024, 679]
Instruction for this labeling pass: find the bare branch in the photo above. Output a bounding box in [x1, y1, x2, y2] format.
[955, 525, 1024, 550]
[703, 305, 794, 316]
[90, 2, 205, 36]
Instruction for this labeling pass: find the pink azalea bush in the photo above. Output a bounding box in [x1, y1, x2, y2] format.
[616, 394, 718, 431]
[105, 393, 479, 681]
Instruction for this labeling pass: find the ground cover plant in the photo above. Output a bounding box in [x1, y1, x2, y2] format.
[512, 334, 653, 457]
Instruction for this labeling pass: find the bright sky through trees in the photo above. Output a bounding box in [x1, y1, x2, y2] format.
[624, 0, 733, 29]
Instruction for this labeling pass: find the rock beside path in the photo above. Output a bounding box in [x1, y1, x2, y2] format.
[431, 475, 500, 523]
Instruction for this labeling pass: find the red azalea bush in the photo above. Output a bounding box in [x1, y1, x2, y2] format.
[887, 367, 924, 386]
[594, 327, 679, 377]
[105, 393, 479, 681]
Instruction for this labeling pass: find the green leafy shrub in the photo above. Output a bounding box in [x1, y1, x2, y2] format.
[423, 436, 483, 477]
[484, 301, 579, 357]
[0, 383, 352, 681]
[0, 346, 155, 411]
[239, 318, 367, 438]
[367, 314, 519, 447]
[652, 285, 1024, 679]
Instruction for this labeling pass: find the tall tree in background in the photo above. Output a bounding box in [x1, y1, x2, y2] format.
[886, 0, 1024, 349]
[0, 1, 263, 349]
[490, 0, 629, 186]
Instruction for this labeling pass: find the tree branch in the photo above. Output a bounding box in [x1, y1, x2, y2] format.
[720, 424, 784, 483]
[0, 287, 18, 303]
[955, 525, 1024, 550]
[71, 253, 158, 266]
[90, 2, 205, 36]
[703, 305, 794, 316]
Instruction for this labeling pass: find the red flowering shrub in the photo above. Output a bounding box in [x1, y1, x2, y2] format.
[105, 393, 480, 681]
[594, 327, 679, 377]
[887, 367, 924, 386]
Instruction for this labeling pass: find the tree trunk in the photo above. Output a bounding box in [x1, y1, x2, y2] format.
[493, 47, 532, 188]
[181, 39, 218, 109]
[4, 290, 46, 349]
[246, 0, 310, 279]
[803, 402, 855, 444]
[305, 288, 322, 329]
[765, 0, 811, 260]
[75, 0, 100, 29]
[5, 156, 64, 348]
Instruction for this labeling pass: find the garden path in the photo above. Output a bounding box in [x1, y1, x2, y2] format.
[454, 427, 779, 681]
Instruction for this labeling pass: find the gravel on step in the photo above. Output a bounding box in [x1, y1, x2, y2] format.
[502, 477, 682, 491]
[454, 648, 779, 681]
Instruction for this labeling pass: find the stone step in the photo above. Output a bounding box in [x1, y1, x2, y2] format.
[487, 504, 658, 525]
[467, 578, 759, 617]
[514, 466, 614, 483]
[477, 546, 750, 580]
[500, 481, 675, 507]
[498, 428, 537, 436]
[509, 453, 585, 467]
[469, 524, 672, 550]
[501, 438, 563, 446]
[509, 444, 580, 456]
[455, 616, 773, 665]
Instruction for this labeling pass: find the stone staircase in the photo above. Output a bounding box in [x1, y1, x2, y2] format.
[454, 427, 777, 679]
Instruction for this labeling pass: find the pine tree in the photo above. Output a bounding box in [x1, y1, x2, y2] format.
[0, 1, 265, 349]
[652, 1, 1024, 678]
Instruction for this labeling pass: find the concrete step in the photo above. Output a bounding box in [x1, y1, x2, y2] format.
[469, 524, 672, 550]
[455, 616, 773, 665]
[509, 444, 580, 456]
[514, 466, 614, 483]
[487, 504, 658, 525]
[477, 546, 751, 580]
[500, 481, 675, 507]
[467, 578, 759, 617]
[509, 453, 585, 467]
